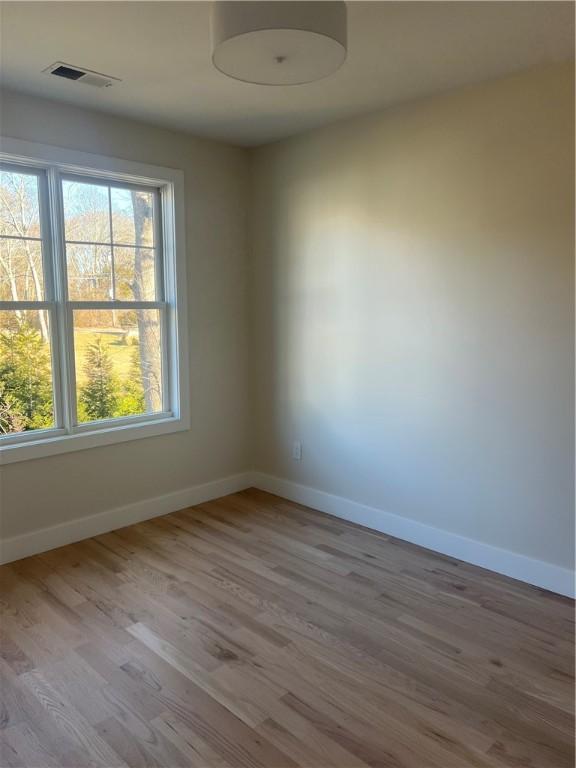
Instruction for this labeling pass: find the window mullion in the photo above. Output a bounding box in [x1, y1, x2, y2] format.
[47, 167, 77, 434]
[107, 186, 117, 301]
[36, 168, 65, 433]
[153, 188, 165, 301]
[0, 300, 53, 310]
[159, 304, 171, 414]
[67, 300, 165, 311]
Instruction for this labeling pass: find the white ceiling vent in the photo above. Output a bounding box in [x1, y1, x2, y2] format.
[42, 62, 120, 88]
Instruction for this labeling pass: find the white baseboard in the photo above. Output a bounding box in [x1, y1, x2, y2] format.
[0, 472, 252, 565]
[3, 469, 573, 598]
[251, 472, 575, 599]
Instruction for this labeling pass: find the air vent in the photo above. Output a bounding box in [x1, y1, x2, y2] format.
[43, 62, 121, 88]
[51, 64, 84, 80]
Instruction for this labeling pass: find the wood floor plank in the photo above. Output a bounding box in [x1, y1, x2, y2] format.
[1, 488, 573, 767]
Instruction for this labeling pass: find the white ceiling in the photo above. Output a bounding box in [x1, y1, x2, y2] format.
[1, 1, 573, 146]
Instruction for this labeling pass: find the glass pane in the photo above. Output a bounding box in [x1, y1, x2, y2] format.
[73, 309, 163, 423]
[0, 238, 45, 301]
[0, 169, 41, 238]
[62, 179, 159, 302]
[62, 179, 111, 243]
[0, 310, 54, 434]
[111, 187, 154, 247]
[114, 247, 156, 301]
[66, 244, 112, 300]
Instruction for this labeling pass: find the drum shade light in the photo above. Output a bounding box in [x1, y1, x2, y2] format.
[211, 1, 347, 85]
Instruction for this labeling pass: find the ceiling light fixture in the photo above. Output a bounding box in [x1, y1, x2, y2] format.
[211, 1, 347, 86]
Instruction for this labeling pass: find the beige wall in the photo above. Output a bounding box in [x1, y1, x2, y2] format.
[250, 63, 575, 569]
[0, 89, 251, 539]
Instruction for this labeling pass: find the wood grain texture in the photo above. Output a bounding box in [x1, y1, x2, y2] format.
[0, 488, 573, 768]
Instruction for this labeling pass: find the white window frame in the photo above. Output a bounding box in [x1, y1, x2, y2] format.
[0, 138, 189, 465]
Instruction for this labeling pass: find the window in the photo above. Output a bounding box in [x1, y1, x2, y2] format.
[0, 139, 188, 463]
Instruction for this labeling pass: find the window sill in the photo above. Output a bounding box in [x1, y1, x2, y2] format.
[0, 415, 189, 465]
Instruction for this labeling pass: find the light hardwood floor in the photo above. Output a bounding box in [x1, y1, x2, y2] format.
[0, 489, 573, 768]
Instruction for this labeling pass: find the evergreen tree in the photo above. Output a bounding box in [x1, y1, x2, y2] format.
[0, 380, 26, 434]
[0, 320, 53, 430]
[79, 337, 118, 420]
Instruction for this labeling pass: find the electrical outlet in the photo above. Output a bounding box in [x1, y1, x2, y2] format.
[292, 440, 302, 461]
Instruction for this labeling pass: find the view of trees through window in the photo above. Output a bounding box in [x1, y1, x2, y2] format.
[0, 167, 164, 436]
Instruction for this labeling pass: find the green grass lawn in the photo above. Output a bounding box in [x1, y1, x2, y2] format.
[74, 328, 138, 386]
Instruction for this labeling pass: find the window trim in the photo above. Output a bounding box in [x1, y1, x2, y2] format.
[0, 137, 189, 465]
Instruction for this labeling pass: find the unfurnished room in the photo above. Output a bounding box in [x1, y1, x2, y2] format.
[0, 2, 574, 767]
